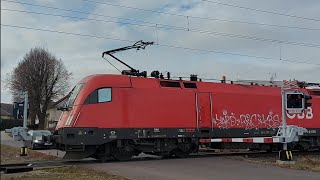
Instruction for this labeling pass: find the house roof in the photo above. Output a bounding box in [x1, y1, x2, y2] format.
[1, 103, 13, 116]
[48, 95, 70, 109]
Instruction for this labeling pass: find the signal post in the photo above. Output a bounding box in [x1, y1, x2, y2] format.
[20, 91, 29, 156]
[279, 86, 312, 162]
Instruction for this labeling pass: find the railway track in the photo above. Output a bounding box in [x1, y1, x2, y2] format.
[1, 150, 318, 174]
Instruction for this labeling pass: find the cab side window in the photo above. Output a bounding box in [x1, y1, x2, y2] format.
[84, 88, 112, 104]
[98, 88, 112, 103]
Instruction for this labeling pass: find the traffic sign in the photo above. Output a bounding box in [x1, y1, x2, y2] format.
[287, 109, 302, 114]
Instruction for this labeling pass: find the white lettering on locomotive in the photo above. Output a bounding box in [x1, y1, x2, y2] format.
[286, 107, 313, 120]
[307, 129, 317, 134]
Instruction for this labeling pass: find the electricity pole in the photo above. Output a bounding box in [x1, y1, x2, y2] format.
[21, 91, 28, 156]
[23, 91, 28, 128]
[281, 87, 288, 151]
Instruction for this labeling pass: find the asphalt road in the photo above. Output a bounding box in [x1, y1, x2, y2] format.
[1, 131, 319, 180]
[81, 157, 320, 180]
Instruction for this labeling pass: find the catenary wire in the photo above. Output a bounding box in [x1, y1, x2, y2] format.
[3, 8, 320, 49]
[1, 24, 136, 43]
[81, 0, 320, 22]
[3, 0, 320, 32]
[2, 23, 320, 66]
[201, 0, 320, 22]
[1, 8, 185, 30]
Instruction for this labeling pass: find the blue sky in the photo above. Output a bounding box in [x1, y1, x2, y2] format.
[1, 0, 320, 103]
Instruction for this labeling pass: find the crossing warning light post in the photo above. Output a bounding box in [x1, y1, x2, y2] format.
[280, 87, 293, 161]
[280, 84, 312, 161]
[20, 91, 28, 157]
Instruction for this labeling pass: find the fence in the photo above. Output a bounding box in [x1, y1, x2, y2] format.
[0, 119, 23, 131]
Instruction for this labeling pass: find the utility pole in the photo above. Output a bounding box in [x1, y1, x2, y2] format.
[281, 87, 288, 151]
[23, 91, 28, 128]
[21, 91, 28, 156]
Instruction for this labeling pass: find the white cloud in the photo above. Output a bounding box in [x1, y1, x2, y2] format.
[1, 0, 320, 103]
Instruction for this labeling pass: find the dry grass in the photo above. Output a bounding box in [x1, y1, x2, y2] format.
[228, 153, 320, 172]
[1, 144, 57, 164]
[1, 144, 128, 180]
[1, 166, 129, 180]
[281, 155, 320, 171]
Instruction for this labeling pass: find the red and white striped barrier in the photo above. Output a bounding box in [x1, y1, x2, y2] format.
[283, 80, 299, 88]
[199, 137, 282, 143]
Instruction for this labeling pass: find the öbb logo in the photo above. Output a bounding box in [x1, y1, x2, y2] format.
[287, 107, 313, 119]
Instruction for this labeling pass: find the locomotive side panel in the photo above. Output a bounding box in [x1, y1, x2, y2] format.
[198, 82, 319, 137]
[212, 91, 281, 130]
[127, 88, 196, 128]
[73, 88, 130, 128]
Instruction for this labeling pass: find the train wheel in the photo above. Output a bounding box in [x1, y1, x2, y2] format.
[97, 155, 113, 163]
[171, 148, 190, 158]
[92, 152, 113, 163]
[133, 150, 142, 156]
[111, 147, 134, 161]
[172, 139, 197, 158]
[111, 141, 134, 161]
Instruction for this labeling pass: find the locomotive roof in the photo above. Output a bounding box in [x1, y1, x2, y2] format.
[78, 74, 318, 97]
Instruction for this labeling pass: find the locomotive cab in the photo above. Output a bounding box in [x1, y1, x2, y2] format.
[54, 74, 135, 159]
[55, 83, 84, 130]
[55, 74, 131, 130]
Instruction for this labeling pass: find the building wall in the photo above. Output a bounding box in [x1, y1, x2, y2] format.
[0, 115, 14, 120]
[46, 108, 62, 129]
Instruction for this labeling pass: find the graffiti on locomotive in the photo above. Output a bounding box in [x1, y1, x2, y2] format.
[214, 107, 314, 129]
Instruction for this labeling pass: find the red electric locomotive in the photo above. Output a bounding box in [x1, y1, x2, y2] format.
[54, 73, 320, 160]
[53, 42, 320, 161]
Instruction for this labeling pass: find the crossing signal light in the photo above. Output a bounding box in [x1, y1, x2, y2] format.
[304, 94, 312, 108]
[286, 92, 312, 113]
[286, 93, 304, 110]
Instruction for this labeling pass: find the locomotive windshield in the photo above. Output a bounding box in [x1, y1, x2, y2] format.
[66, 83, 83, 107]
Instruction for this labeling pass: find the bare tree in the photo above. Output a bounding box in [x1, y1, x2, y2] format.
[6, 47, 72, 129]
